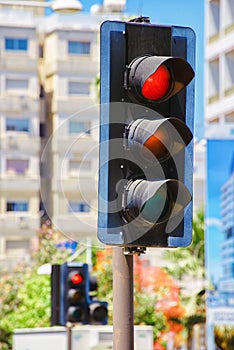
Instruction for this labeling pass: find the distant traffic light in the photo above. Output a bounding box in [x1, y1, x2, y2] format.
[66, 267, 88, 323]
[51, 262, 108, 325]
[98, 21, 195, 248]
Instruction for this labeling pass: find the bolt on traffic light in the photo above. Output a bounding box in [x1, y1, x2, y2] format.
[98, 21, 195, 248]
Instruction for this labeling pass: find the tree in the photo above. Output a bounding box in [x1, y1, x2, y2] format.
[163, 209, 206, 344]
[0, 222, 78, 350]
[214, 325, 234, 350]
[94, 248, 186, 349]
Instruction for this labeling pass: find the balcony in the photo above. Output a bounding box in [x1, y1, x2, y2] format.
[0, 134, 40, 153]
[0, 95, 39, 113]
[51, 133, 98, 155]
[0, 175, 40, 193]
[0, 214, 40, 236]
[44, 57, 99, 77]
[0, 54, 38, 72]
[52, 213, 97, 239]
[52, 96, 98, 115]
[52, 176, 97, 195]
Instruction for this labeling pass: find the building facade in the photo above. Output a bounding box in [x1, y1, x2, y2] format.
[205, 0, 234, 137]
[0, 10, 110, 272]
[0, 11, 40, 270]
[219, 159, 234, 304]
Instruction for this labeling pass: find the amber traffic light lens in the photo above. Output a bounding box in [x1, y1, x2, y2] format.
[143, 129, 170, 160]
[142, 64, 172, 100]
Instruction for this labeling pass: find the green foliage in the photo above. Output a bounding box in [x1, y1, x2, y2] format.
[0, 271, 50, 331]
[0, 211, 206, 350]
[134, 291, 166, 340]
[163, 209, 206, 339]
[163, 209, 205, 280]
[33, 223, 73, 266]
[214, 326, 234, 350]
[0, 223, 77, 350]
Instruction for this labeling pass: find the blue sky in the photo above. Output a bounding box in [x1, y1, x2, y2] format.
[206, 140, 234, 283]
[82, 0, 205, 140]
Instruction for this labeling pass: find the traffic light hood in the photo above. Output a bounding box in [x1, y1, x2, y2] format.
[123, 179, 192, 226]
[127, 117, 193, 163]
[128, 55, 194, 103]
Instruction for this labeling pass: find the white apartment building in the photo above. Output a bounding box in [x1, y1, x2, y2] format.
[0, 9, 114, 272]
[0, 11, 40, 270]
[41, 15, 101, 241]
[205, 0, 234, 136]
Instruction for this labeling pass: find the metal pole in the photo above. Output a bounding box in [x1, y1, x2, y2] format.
[66, 323, 73, 350]
[113, 247, 134, 350]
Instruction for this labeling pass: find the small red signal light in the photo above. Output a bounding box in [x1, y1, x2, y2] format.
[141, 64, 171, 100]
[71, 272, 83, 285]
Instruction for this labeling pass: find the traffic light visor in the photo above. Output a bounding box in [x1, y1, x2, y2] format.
[127, 117, 193, 162]
[89, 302, 108, 323]
[123, 179, 191, 225]
[128, 55, 194, 103]
[67, 306, 83, 322]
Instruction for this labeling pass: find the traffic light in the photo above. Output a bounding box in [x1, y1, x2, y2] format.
[89, 275, 108, 325]
[51, 262, 108, 325]
[98, 20, 195, 248]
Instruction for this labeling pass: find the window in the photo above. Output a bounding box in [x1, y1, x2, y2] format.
[5, 38, 28, 51]
[6, 159, 29, 174]
[6, 79, 28, 92]
[208, 58, 219, 103]
[68, 82, 90, 95]
[69, 201, 90, 213]
[7, 201, 28, 212]
[6, 118, 29, 132]
[224, 50, 234, 96]
[69, 121, 91, 134]
[68, 41, 90, 55]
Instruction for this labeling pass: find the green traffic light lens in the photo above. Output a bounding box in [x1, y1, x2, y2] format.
[67, 306, 83, 322]
[140, 187, 170, 223]
[73, 308, 82, 320]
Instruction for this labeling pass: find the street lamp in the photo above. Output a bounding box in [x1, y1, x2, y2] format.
[0, 0, 83, 13]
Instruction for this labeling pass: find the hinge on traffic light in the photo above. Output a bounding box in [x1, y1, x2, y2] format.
[128, 16, 150, 23]
[123, 124, 130, 150]
[124, 65, 131, 90]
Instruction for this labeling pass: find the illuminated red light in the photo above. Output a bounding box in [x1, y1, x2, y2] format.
[142, 64, 171, 100]
[71, 273, 83, 285]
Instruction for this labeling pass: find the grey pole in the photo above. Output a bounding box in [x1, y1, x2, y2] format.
[113, 246, 134, 350]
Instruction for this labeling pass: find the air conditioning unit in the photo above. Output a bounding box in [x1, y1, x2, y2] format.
[18, 216, 29, 229]
[19, 95, 28, 110]
[8, 135, 18, 149]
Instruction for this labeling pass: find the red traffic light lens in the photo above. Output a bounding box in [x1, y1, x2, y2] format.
[71, 272, 83, 285]
[142, 64, 171, 100]
[143, 129, 170, 160]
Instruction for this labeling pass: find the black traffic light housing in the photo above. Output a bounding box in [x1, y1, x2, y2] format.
[98, 21, 195, 248]
[51, 262, 108, 326]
